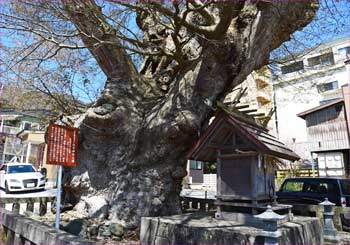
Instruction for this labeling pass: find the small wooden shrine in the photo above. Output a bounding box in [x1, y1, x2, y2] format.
[187, 108, 299, 218]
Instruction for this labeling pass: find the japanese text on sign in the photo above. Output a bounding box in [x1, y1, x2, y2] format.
[47, 123, 78, 167]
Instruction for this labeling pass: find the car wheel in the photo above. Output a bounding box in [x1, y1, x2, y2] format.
[5, 181, 10, 194]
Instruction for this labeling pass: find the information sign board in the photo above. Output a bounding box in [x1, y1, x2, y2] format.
[47, 123, 78, 167]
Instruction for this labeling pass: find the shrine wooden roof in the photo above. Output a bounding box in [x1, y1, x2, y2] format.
[187, 110, 300, 162]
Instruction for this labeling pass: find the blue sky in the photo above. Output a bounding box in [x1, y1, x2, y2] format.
[272, 0, 350, 59]
[1, 0, 349, 103]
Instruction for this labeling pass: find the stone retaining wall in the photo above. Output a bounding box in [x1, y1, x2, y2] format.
[141, 213, 323, 245]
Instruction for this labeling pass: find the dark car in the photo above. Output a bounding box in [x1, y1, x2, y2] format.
[276, 177, 350, 231]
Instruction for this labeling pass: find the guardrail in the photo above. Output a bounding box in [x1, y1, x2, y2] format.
[1, 125, 21, 135]
[0, 196, 94, 244]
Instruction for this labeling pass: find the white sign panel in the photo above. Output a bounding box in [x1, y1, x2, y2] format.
[318, 152, 344, 177]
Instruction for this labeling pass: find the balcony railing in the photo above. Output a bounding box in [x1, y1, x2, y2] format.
[1, 126, 21, 135]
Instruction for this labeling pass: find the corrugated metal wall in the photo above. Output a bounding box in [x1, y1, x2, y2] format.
[306, 103, 350, 152]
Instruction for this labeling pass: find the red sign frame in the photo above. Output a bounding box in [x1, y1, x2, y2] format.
[46, 123, 78, 167]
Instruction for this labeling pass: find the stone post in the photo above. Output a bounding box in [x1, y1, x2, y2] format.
[254, 205, 285, 245]
[26, 201, 34, 212]
[39, 200, 47, 216]
[319, 198, 341, 243]
[12, 203, 20, 214]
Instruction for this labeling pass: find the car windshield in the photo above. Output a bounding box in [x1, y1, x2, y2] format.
[280, 180, 304, 192]
[8, 165, 36, 174]
[340, 180, 350, 196]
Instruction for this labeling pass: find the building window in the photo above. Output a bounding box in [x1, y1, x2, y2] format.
[23, 122, 32, 130]
[3, 119, 20, 127]
[335, 104, 343, 113]
[317, 81, 338, 93]
[281, 61, 304, 74]
[338, 46, 350, 59]
[190, 160, 202, 170]
[307, 52, 334, 67]
[28, 144, 39, 165]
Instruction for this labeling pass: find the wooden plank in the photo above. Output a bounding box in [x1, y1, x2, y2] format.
[218, 152, 258, 159]
[235, 104, 250, 109]
[216, 194, 261, 201]
[251, 155, 257, 201]
[238, 109, 258, 114]
[207, 144, 253, 151]
[216, 150, 222, 197]
[305, 104, 350, 151]
[250, 113, 266, 117]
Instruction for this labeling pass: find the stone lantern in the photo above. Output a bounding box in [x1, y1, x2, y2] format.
[319, 198, 341, 243]
[254, 205, 286, 245]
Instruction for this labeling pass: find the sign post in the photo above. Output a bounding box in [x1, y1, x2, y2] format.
[46, 123, 78, 229]
[55, 165, 62, 229]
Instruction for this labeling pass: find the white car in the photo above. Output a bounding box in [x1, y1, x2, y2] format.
[0, 163, 45, 193]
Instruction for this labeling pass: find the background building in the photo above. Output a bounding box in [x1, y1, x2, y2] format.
[224, 66, 276, 133]
[273, 36, 350, 164]
[0, 109, 42, 163]
[185, 37, 350, 188]
[297, 89, 349, 177]
[0, 109, 57, 186]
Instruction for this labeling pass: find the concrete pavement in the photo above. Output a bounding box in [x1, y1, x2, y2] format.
[181, 188, 216, 199]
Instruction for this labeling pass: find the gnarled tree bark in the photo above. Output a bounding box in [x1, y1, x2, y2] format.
[62, 0, 318, 229]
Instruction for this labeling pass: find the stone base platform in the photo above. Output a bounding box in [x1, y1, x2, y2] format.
[141, 212, 323, 245]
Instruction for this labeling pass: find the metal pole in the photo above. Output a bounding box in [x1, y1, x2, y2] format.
[345, 56, 350, 177]
[26, 142, 31, 163]
[311, 152, 316, 178]
[55, 165, 62, 229]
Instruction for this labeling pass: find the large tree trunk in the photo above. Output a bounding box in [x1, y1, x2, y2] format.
[62, 1, 318, 229]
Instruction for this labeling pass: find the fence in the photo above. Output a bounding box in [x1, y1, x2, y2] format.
[180, 196, 215, 212]
[0, 196, 93, 244]
[276, 168, 319, 179]
[1, 126, 21, 135]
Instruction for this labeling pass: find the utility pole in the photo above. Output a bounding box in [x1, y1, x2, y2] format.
[344, 55, 350, 178]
